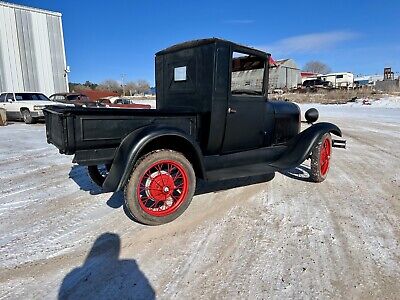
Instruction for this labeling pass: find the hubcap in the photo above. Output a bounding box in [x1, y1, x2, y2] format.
[137, 160, 189, 217]
[320, 138, 331, 176]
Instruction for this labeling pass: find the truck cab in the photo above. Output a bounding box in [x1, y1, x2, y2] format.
[44, 38, 344, 225]
[155, 38, 300, 154]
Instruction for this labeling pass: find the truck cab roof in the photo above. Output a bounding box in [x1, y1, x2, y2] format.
[155, 38, 271, 113]
[156, 38, 269, 58]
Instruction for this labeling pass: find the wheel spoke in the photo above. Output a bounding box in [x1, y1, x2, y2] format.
[137, 159, 189, 217]
[173, 172, 183, 181]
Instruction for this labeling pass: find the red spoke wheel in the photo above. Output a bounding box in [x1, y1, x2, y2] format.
[124, 150, 196, 225]
[310, 133, 332, 182]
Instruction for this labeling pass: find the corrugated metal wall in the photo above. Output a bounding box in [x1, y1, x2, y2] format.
[269, 59, 301, 90]
[0, 2, 68, 95]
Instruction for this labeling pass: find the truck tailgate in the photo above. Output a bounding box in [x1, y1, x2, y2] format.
[44, 107, 73, 154]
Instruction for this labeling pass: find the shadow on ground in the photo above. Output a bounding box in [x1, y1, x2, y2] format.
[58, 233, 155, 300]
[280, 164, 313, 182]
[107, 173, 276, 209]
[69, 164, 277, 209]
[69, 165, 103, 195]
[195, 173, 275, 195]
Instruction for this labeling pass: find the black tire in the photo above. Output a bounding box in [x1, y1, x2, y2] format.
[21, 110, 35, 124]
[124, 150, 196, 226]
[310, 133, 332, 182]
[87, 164, 111, 187]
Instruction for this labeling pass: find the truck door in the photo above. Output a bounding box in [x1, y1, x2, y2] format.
[221, 51, 267, 153]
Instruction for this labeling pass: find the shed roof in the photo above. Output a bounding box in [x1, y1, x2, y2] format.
[276, 59, 290, 64]
[272, 58, 299, 70]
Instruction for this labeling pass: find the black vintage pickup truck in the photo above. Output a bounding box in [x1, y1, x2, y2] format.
[44, 38, 345, 225]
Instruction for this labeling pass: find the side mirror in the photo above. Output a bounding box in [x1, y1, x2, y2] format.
[305, 108, 319, 124]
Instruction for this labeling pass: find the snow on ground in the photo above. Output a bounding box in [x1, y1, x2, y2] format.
[347, 96, 400, 108]
[0, 103, 399, 299]
[131, 99, 157, 109]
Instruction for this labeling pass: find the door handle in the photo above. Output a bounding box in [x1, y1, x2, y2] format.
[228, 107, 237, 114]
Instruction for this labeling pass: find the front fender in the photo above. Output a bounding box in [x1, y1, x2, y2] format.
[270, 122, 342, 170]
[103, 125, 204, 192]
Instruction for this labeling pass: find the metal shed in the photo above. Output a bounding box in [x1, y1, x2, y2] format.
[0, 1, 68, 96]
[269, 59, 301, 91]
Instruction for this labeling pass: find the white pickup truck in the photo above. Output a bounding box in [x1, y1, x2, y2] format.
[0, 92, 60, 124]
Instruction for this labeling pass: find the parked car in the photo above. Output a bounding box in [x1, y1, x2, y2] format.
[114, 98, 131, 105]
[0, 92, 57, 124]
[302, 78, 332, 89]
[44, 38, 346, 225]
[49, 93, 91, 104]
[98, 98, 151, 109]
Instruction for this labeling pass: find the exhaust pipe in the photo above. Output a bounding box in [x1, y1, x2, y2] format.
[332, 139, 346, 149]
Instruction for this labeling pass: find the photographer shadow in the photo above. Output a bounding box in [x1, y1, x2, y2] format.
[58, 233, 155, 300]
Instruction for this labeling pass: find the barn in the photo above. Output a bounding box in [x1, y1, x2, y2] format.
[269, 59, 301, 91]
[0, 1, 68, 96]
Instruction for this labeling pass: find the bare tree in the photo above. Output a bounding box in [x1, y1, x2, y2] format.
[95, 79, 150, 95]
[303, 61, 331, 74]
[125, 81, 138, 96]
[69, 83, 91, 92]
[136, 80, 150, 94]
[97, 79, 122, 93]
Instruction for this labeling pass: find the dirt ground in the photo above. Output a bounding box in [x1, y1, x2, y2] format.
[0, 104, 399, 299]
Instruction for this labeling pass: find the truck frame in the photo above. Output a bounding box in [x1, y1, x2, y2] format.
[44, 38, 345, 225]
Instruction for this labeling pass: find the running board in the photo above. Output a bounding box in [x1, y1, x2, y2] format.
[206, 163, 276, 181]
[332, 139, 346, 149]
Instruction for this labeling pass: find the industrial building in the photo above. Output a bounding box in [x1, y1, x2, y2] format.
[375, 67, 400, 92]
[0, 1, 68, 96]
[269, 59, 301, 91]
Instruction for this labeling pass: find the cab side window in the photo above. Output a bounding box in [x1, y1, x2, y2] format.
[6, 93, 14, 101]
[0, 93, 6, 102]
[231, 52, 265, 95]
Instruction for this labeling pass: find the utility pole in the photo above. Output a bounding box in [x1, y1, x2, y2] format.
[121, 73, 127, 96]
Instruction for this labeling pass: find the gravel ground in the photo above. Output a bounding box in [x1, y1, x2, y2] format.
[0, 104, 399, 299]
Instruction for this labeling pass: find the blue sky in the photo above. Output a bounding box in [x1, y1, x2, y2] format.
[12, 0, 400, 85]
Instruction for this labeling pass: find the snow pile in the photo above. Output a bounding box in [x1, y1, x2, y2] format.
[347, 96, 400, 108]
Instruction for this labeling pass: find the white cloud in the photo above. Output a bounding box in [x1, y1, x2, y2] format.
[259, 31, 358, 56]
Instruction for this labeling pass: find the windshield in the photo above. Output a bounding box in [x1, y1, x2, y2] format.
[231, 52, 265, 95]
[15, 93, 50, 101]
[66, 94, 89, 101]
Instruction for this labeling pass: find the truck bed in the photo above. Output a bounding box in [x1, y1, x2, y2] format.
[44, 106, 199, 160]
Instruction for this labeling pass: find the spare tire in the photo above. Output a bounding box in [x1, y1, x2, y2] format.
[87, 164, 111, 187]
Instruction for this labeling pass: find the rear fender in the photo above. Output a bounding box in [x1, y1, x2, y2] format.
[103, 125, 205, 192]
[270, 122, 342, 170]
